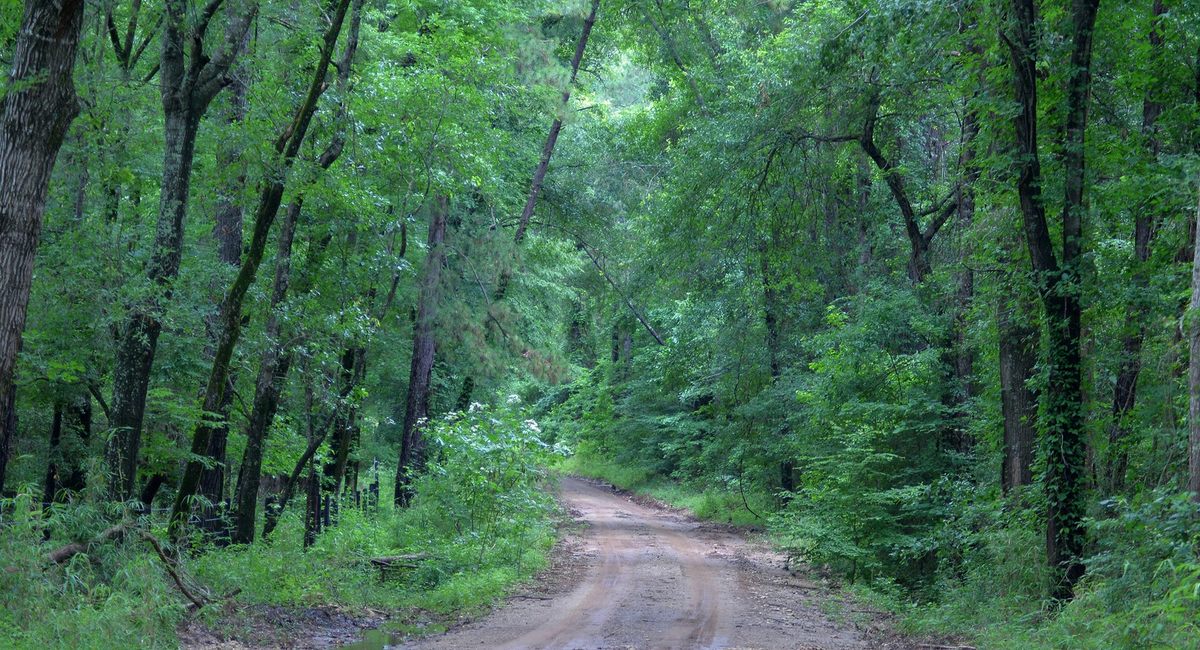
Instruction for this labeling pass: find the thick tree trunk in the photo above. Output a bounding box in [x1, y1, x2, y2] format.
[999, 298, 1037, 493]
[0, 0, 85, 493]
[1006, 0, 1098, 600]
[395, 196, 449, 507]
[169, 0, 355, 540]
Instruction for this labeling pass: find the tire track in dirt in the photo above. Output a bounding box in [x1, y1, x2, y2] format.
[403, 476, 875, 650]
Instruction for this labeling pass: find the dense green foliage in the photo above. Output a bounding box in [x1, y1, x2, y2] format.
[2, 403, 558, 647]
[2, 0, 1200, 647]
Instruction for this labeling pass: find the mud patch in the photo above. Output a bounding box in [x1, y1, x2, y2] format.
[179, 604, 388, 649]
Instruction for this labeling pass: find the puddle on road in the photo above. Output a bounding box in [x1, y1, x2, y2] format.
[341, 628, 401, 649]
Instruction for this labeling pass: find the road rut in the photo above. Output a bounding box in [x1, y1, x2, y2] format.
[404, 477, 874, 650]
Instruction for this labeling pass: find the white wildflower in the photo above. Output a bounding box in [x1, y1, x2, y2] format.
[523, 419, 542, 434]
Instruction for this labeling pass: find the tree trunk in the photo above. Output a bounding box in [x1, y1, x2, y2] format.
[395, 196, 450, 507]
[1106, 0, 1165, 493]
[106, 0, 256, 501]
[999, 297, 1037, 493]
[228, 0, 363, 542]
[1005, 0, 1098, 600]
[0, 0, 86, 494]
[41, 403, 63, 509]
[230, 201, 299, 544]
[327, 347, 359, 494]
[169, 0, 355, 540]
[858, 97, 957, 285]
[510, 0, 601, 247]
[198, 70, 251, 524]
[1189, 188, 1200, 501]
[491, 0, 599, 340]
[41, 395, 90, 508]
[759, 228, 794, 495]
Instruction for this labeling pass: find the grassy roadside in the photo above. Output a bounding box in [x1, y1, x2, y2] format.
[1, 405, 564, 649]
[0, 482, 561, 649]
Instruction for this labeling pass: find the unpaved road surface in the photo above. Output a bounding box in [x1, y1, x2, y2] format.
[405, 477, 889, 650]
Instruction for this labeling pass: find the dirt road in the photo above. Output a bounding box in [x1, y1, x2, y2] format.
[404, 477, 884, 650]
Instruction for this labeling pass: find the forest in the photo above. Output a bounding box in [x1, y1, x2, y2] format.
[1, 0, 1199, 647]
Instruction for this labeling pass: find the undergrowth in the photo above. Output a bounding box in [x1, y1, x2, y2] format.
[0, 402, 560, 649]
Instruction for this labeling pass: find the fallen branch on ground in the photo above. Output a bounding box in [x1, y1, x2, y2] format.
[47, 522, 132, 564]
[139, 530, 214, 610]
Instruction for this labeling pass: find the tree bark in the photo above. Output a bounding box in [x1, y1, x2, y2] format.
[395, 196, 450, 507]
[858, 96, 957, 285]
[999, 297, 1037, 493]
[107, 0, 257, 500]
[198, 65, 252, 522]
[1106, 0, 1165, 493]
[229, 0, 364, 543]
[169, 0, 355, 540]
[1005, 0, 1098, 600]
[0, 0, 86, 493]
[1189, 188, 1200, 501]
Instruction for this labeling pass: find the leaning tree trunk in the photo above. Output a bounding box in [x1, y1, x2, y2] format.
[0, 0, 86, 493]
[169, 0, 354, 541]
[395, 196, 450, 507]
[229, 0, 363, 544]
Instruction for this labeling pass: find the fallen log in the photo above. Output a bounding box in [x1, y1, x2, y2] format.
[369, 553, 430, 579]
[47, 522, 132, 564]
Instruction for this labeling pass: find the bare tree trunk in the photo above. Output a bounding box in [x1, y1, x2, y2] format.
[395, 196, 449, 507]
[0, 0, 85, 493]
